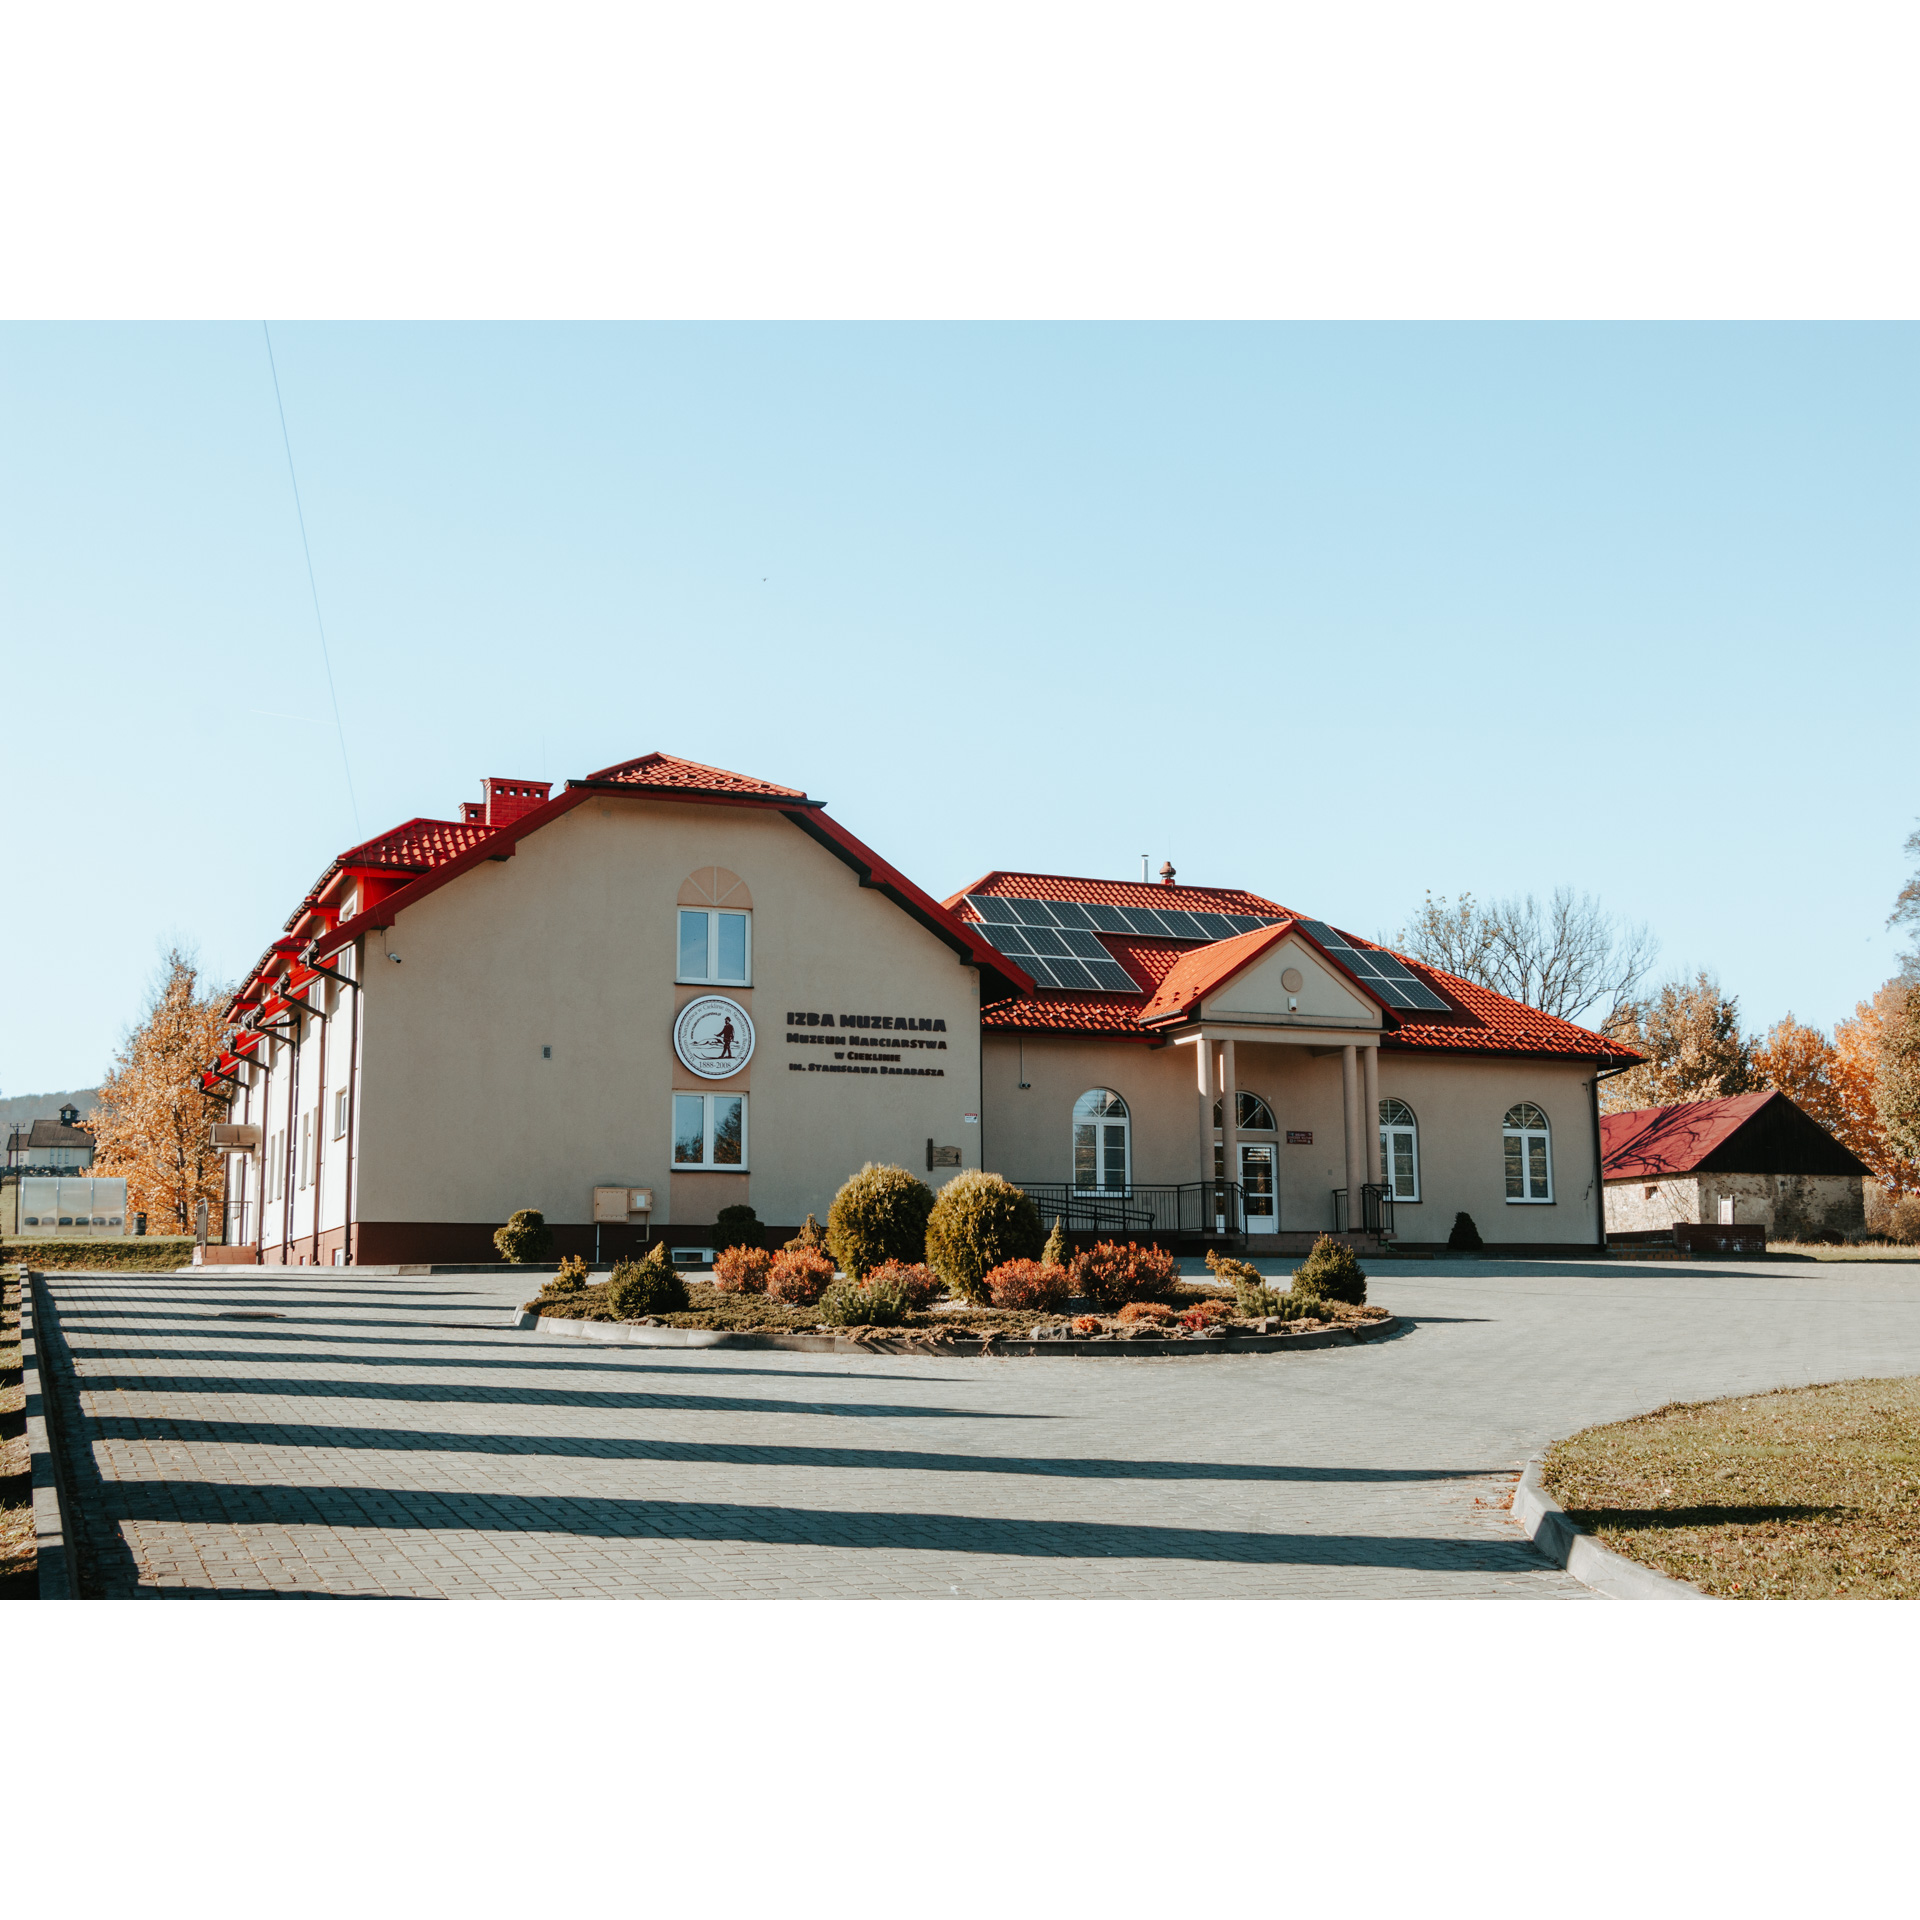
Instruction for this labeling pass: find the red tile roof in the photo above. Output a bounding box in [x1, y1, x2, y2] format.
[950, 870, 1294, 916]
[1599, 1093, 1779, 1179]
[584, 752, 810, 800]
[1139, 923, 1305, 1024]
[338, 817, 500, 872]
[962, 869, 1637, 1064]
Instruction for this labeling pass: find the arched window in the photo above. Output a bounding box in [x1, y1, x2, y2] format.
[1503, 1102, 1552, 1202]
[1073, 1089, 1131, 1192]
[1379, 1098, 1419, 1202]
[1211, 1092, 1277, 1132]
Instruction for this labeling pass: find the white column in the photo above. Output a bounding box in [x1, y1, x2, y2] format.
[1221, 1038, 1238, 1197]
[1195, 1032, 1215, 1183]
[1341, 1044, 1361, 1231]
[1363, 1044, 1381, 1187]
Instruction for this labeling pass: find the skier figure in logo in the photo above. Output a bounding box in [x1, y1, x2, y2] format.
[715, 1014, 736, 1061]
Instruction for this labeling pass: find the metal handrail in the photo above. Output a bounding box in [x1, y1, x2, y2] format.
[1015, 1181, 1245, 1238]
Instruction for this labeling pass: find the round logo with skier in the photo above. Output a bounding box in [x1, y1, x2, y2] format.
[674, 996, 754, 1079]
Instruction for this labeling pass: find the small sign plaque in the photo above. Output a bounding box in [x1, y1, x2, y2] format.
[1285, 1130, 1313, 1145]
[927, 1140, 963, 1170]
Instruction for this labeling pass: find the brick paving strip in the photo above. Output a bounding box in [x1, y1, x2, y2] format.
[27, 1257, 1920, 1599]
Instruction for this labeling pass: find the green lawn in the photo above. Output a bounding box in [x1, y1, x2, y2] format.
[2, 1237, 193, 1272]
[1544, 1375, 1920, 1599]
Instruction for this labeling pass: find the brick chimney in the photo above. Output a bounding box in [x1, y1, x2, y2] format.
[480, 778, 552, 828]
[1159, 860, 1176, 888]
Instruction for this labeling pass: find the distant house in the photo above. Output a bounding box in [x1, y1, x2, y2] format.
[3, 1105, 95, 1171]
[1600, 1090, 1868, 1240]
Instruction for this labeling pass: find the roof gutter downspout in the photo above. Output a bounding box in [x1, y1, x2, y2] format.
[1590, 1063, 1633, 1249]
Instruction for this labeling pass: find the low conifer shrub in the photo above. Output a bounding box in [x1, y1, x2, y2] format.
[493, 1208, 553, 1264]
[767, 1246, 835, 1306]
[1448, 1211, 1484, 1252]
[548, 1254, 590, 1296]
[1205, 1247, 1283, 1316]
[1041, 1216, 1069, 1268]
[865, 1260, 940, 1307]
[1071, 1239, 1182, 1307]
[713, 1244, 773, 1293]
[984, 1258, 1070, 1312]
[1292, 1233, 1367, 1306]
[924, 1171, 1045, 1302]
[607, 1246, 689, 1318]
[826, 1163, 937, 1278]
[818, 1272, 913, 1327]
[712, 1204, 766, 1253]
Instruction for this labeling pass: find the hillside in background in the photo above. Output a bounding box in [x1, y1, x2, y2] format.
[0, 1087, 102, 1128]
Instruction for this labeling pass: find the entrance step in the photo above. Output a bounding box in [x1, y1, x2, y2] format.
[1243, 1231, 1382, 1256]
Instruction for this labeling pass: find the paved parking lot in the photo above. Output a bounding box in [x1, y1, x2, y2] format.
[33, 1256, 1920, 1599]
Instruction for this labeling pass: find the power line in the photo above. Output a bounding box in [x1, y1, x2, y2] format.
[262, 322, 360, 837]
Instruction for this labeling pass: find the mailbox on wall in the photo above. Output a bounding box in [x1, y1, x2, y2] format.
[593, 1186, 654, 1222]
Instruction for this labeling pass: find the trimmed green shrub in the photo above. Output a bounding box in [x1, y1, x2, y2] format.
[866, 1259, 941, 1307]
[785, 1213, 827, 1252]
[984, 1258, 1070, 1312]
[1041, 1216, 1069, 1269]
[1292, 1233, 1367, 1306]
[768, 1246, 835, 1306]
[924, 1171, 1044, 1303]
[712, 1204, 765, 1254]
[826, 1163, 936, 1278]
[818, 1273, 913, 1328]
[548, 1254, 590, 1296]
[1071, 1239, 1182, 1307]
[607, 1246, 689, 1317]
[713, 1244, 773, 1292]
[494, 1208, 553, 1264]
[1448, 1211, 1483, 1253]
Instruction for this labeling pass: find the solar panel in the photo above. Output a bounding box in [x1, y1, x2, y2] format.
[1014, 898, 1063, 926]
[1025, 927, 1075, 958]
[1049, 956, 1100, 990]
[1056, 928, 1108, 960]
[1085, 960, 1140, 992]
[1082, 902, 1132, 934]
[1047, 901, 1097, 930]
[968, 895, 1020, 924]
[1298, 919, 1349, 951]
[1119, 906, 1173, 937]
[1191, 912, 1241, 939]
[1155, 909, 1213, 939]
[986, 925, 1034, 955]
[1019, 955, 1062, 987]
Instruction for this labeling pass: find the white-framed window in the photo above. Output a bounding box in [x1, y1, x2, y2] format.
[1212, 1091, 1277, 1132]
[267, 1131, 283, 1202]
[1379, 1098, 1419, 1202]
[298, 1111, 312, 1190]
[677, 908, 751, 985]
[1072, 1089, 1131, 1192]
[1503, 1102, 1552, 1202]
[333, 1088, 349, 1138]
[673, 1091, 746, 1169]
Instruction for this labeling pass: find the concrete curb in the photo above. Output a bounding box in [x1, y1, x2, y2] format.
[19, 1273, 74, 1600]
[1513, 1456, 1712, 1602]
[512, 1311, 1402, 1357]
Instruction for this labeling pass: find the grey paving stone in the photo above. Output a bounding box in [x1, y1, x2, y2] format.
[35, 1257, 1920, 1599]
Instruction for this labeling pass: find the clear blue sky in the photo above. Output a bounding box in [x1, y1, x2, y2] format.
[3, 323, 1913, 1097]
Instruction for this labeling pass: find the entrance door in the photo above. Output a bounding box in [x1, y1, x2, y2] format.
[1240, 1143, 1278, 1232]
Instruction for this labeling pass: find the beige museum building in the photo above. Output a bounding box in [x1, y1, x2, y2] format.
[200, 752, 1637, 1265]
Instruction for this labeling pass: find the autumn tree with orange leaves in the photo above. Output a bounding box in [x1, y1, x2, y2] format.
[90, 948, 231, 1233]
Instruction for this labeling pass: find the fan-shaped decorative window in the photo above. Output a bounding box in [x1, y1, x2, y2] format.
[1379, 1099, 1419, 1202]
[1073, 1089, 1131, 1192]
[1211, 1092, 1277, 1132]
[1502, 1102, 1552, 1202]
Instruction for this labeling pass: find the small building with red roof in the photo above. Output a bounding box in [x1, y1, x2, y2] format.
[199, 748, 1642, 1266]
[1600, 1090, 1868, 1241]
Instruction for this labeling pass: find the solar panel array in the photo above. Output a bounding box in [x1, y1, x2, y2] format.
[1294, 921, 1454, 1013]
[964, 894, 1285, 994]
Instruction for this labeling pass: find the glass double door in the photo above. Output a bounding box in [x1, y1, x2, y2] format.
[1216, 1137, 1280, 1231]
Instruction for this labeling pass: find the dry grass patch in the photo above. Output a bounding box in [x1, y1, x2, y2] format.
[2, 1238, 194, 1272]
[1544, 1375, 1920, 1599]
[1764, 1242, 1920, 1263]
[1, 1271, 32, 1598]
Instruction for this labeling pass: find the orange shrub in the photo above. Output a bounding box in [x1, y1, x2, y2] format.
[1070, 1315, 1101, 1336]
[1117, 1300, 1176, 1325]
[1181, 1300, 1231, 1329]
[767, 1246, 835, 1306]
[713, 1245, 773, 1293]
[1072, 1240, 1182, 1306]
[865, 1260, 941, 1307]
[984, 1258, 1070, 1312]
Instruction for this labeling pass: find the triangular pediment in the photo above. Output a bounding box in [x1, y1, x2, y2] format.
[1203, 934, 1380, 1027]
